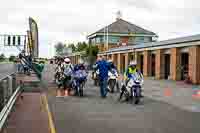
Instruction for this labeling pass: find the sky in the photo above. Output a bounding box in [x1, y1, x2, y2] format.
[0, 0, 200, 58]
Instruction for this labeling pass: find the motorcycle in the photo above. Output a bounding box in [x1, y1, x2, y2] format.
[92, 69, 100, 86]
[107, 69, 119, 93]
[72, 70, 88, 97]
[118, 73, 144, 104]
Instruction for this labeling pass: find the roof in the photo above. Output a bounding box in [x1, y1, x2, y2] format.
[101, 34, 200, 53]
[88, 19, 157, 38]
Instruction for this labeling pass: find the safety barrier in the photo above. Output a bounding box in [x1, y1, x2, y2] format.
[0, 73, 22, 131]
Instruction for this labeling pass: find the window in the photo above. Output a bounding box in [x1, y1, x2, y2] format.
[128, 37, 134, 44]
[108, 36, 120, 44]
[134, 37, 146, 43]
[96, 36, 104, 43]
[96, 37, 101, 43]
[7, 36, 11, 45]
[18, 36, 21, 45]
[13, 36, 16, 45]
[134, 37, 152, 43]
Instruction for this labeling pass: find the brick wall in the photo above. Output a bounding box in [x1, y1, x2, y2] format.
[189, 46, 200, 84]
[155, 50, 164, 79]
[170, 48, 181, 80]
[143, 51, 151, 76]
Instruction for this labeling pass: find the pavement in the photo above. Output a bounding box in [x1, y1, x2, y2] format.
[42, 64, 200, 133]
[3, 93, 50, 133]
[143, 78, 200, 112]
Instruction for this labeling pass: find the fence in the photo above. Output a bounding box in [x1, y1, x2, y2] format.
[0, 72, 22, 131]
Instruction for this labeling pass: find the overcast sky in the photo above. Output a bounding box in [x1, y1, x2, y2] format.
[0, 0, 200, 58]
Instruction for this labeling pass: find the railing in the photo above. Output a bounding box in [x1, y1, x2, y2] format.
[0, 72, 22, 131]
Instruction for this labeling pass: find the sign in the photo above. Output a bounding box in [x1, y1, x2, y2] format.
[2, 35, 26, 46]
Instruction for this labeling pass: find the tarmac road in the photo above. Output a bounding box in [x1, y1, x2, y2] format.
[43, 65, 200, 133]
[0, 63, 16, 79]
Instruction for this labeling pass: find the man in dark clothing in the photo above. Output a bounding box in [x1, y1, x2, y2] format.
[96, 56, 111, 98]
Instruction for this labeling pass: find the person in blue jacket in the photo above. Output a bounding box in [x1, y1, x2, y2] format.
[96, 56, 111, 98]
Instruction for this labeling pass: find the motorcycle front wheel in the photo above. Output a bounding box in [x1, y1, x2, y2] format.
[134, 87, 141, 104]
[79, 83, 84, 97]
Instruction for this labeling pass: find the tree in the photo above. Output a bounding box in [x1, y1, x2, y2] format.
[85, 44, 99, 67]
[54, 42, 65, 56]
[86, 45, 98, 56]
[9, 55, 16, 62]
[76, 42, 88, 52]
[0, 54, 5, 62]
[67, 43, 76, 52]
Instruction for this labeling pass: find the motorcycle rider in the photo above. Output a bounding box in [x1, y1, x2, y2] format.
[124, 60, 144, 97]
[72, 60, 88, 96]
[63, 58, 74, 96]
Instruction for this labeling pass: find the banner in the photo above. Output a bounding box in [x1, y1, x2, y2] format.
[29, 17, 39, 58]
[27, 31, 32, 55]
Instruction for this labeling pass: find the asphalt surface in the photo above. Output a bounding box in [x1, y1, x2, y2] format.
[0, 63, 16, 79]
[43, 65, 200, 133]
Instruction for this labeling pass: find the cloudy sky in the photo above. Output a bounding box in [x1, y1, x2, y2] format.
[0, 0, 200, 58]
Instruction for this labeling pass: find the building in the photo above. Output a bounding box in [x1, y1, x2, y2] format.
[99, 34, 200, 84]
[70, 18, 200, 84]
[87, 18, 157, 52]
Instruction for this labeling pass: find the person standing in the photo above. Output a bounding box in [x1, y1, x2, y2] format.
[63, 58, 74, 96]
[96, 56, 111, 98]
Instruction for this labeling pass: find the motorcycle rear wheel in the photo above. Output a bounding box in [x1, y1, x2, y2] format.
[108, 79, 116, 93]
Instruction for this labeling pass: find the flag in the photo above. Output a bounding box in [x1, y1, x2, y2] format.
[29, 17, 39, 58]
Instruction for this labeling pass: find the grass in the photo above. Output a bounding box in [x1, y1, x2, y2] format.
[0, 61, 14, 64]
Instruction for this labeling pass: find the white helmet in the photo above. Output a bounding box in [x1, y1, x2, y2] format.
[129, 60, 137, 66]
[64, 58, 71, 63]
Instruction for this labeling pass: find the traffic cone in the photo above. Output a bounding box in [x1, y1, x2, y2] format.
[164, 88, 172, 97]
[192, 90, 200, 99]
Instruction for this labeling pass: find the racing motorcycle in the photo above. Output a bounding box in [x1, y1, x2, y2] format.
[118, 72, 144, 104]
[107, 69, 119, 93]
[92, 69, 100, 86]
[72, 70, 88, 97]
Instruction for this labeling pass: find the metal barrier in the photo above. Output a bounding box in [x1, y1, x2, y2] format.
[0, 73, 21, 131]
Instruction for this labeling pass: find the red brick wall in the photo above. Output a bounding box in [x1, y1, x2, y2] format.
[143, 51, 151, 76]
[189, 46, 200, 84]
[170, 48, 181, 80]
[155, 50, 164, 79]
